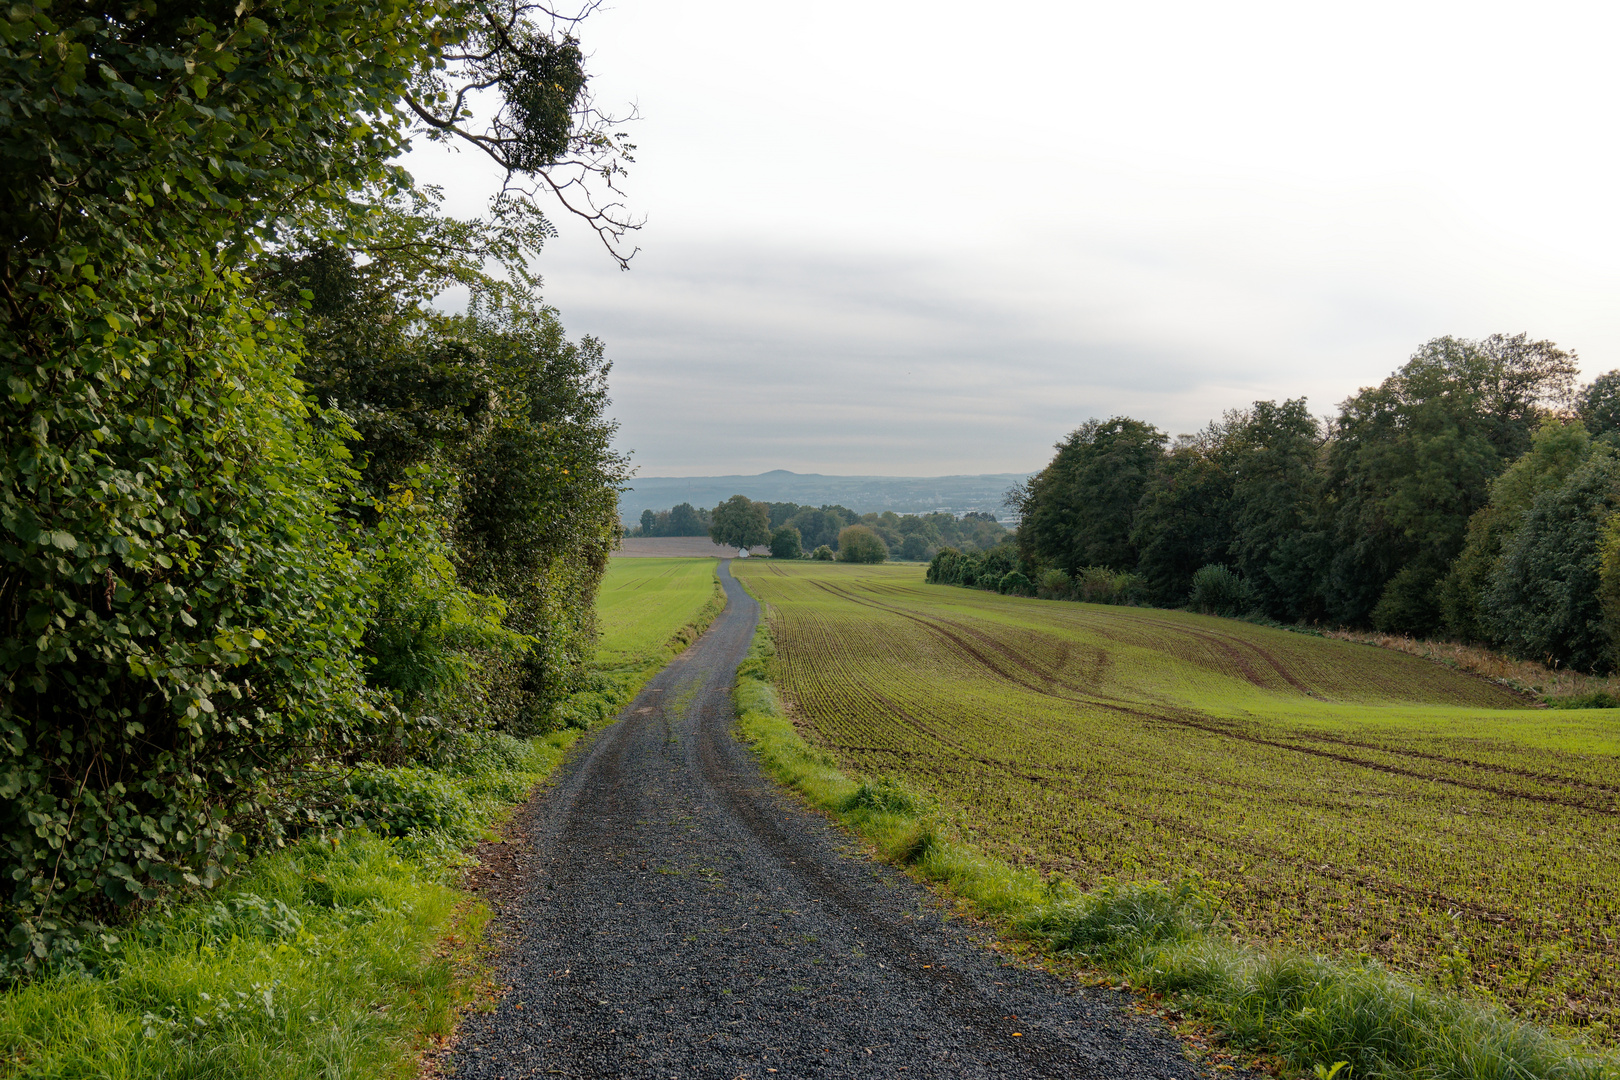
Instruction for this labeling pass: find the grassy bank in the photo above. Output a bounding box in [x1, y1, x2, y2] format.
[0, 560, 727, 1080]
[734, 616, 1619, 1080]
[1324, 630, 1620, 708]
[0, 731, 574, 1080]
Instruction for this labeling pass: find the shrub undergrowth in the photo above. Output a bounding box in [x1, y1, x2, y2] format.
[0, 728, 576, 1079]
[733, 615, 1620, 1080]
[1326, 630, 1620, 705]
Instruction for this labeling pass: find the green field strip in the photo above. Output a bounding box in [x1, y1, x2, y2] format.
[595, 557, 724, 666]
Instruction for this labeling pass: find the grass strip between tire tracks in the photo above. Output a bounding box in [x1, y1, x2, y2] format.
[0, 562, 727, 1080]
[732, 611, 1620, 1080]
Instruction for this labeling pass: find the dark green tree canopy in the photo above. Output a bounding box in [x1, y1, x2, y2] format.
[709, 495, 771, 549]
[1011, 417, 1166, 575]
[836, 525, 888, 564]
[1322, 334, 1578, 628]
[769, 526, 803, 560]
[1578, 370, 1620, 442]
[1131, 420, 1239, 605]
[1484, 448, 1620, 672]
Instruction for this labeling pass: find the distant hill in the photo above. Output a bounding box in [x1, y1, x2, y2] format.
[618, 470, 1031, 522]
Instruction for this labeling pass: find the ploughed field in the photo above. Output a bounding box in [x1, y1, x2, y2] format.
[733, 560, 1620, 1036]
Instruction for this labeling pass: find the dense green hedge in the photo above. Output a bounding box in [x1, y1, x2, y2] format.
[1, 2, 627, 972]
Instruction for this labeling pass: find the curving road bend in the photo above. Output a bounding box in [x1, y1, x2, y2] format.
[449, 561, 1214, 1080]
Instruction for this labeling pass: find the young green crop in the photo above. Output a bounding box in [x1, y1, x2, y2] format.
[734, 559, 1620, 1041]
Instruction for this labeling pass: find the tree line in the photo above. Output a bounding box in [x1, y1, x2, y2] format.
[629, 496, 1008, 561]
[1, 2, 630, 970]
[956, 334, 1620, 673]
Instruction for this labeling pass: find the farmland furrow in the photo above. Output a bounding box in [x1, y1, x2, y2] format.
[737, 562, 1620, 1035]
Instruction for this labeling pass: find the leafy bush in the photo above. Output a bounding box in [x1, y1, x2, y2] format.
[812, 545, 836, 561]
[769, 526, 803, 559]
[348, 768, 479, 842]
[836, 525, 888, 563]
[1037, 568, 1074, 599]
[927, 544, 1021, 591]
[1074, 565, 1147, 605]
[1484, 449, 1620, 672]
[997, 570, 1034, 596]
[1189, 564, 1255, 617]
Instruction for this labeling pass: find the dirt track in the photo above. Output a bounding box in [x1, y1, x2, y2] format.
[447, 561, 1213, 1079]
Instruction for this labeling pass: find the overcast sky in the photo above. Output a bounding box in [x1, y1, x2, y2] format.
[407, 0, 1620, 477]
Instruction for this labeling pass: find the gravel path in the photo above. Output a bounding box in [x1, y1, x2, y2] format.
[449, 561, 1218, 1079]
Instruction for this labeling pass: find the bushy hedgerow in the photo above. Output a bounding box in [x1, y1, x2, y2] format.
[927, 544, 1022, 589]
[997, 570, 1034, 596]
[0, 2, 626, 969]
[1190, 564, 1256, 617]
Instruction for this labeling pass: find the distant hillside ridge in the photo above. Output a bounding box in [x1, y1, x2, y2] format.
[618, 469, 1032, 521]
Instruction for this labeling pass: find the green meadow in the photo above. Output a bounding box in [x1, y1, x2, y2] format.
[595, 557, 725, 667]
[734, 559, 1620, 1038]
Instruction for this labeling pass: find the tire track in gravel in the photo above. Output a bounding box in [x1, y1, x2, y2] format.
[448, 561, 1225, 1080]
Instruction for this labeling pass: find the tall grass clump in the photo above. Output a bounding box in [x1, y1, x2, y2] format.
[732, 614, 1620, 1080]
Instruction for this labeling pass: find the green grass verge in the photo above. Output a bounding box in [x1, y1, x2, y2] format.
[733, 617, 1620, 1080]
[1, 560, 729, 1079]
[0, 730, 576, 1080]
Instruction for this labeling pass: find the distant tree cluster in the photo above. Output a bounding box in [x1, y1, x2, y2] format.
[632, 502, 712, 537]
[763, 502, 1006, 560]
[629, 498, 1008, 560]
[981, 333, 1620, 674]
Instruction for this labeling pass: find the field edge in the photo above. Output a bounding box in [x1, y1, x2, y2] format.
[729, 605, 1620, 1080]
